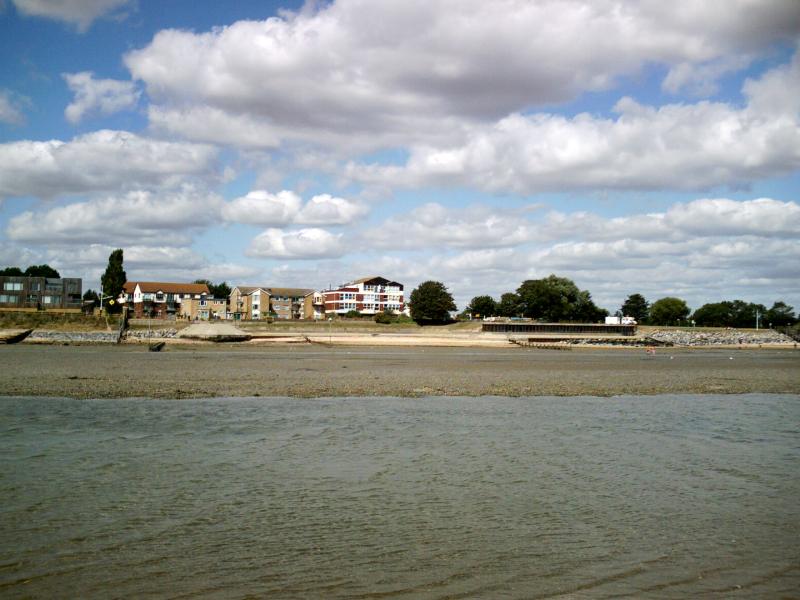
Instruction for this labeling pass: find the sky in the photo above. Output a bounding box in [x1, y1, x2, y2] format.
[1, 0, 799, 313]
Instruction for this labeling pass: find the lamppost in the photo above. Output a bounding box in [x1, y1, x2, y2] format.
[328, 316, 332, 345]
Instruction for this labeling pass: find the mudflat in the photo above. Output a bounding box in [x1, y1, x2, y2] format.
[1, 344, 798, 398]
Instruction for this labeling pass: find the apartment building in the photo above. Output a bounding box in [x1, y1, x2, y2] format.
[323, 276, 404, 315]
[229, 286, 270, 320]
[181, 296, 228, 321]
[0, 276, 82, 310]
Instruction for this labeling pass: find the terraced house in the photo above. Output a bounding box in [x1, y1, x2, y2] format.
[122, 281, 210, 318]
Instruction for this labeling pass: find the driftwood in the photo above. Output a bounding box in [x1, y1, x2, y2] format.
[0, 329, 33, 344]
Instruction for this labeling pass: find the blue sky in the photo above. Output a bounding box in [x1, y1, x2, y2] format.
[1, 0, 799, 313]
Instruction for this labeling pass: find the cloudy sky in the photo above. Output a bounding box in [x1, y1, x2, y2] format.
[1, 0, 799, 312]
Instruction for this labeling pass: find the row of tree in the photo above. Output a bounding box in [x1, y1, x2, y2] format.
[0, 265, 61, 278]
[619, 294, 796, 327]
[462, 277, 797, 327]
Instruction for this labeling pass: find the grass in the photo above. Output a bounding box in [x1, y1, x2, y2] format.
[0, 310, 122, 331]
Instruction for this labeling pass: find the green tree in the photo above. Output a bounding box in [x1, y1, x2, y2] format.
[497, 292, 521, 317]
[573, 290, 609, 322]
[100, 249, 126, 312]
[467, 295, 497, 318]
[649, 297, 690, 326]
[620, 293, 649, 323]
[83, 289, 100, 307]
[693, 302, 734, 327]
[194, 279, 231, 299]
[409, 281, 456, 324]
[765, 301, 796, 327]
[0, 266, 24, 275]
[23, 264, 60, 278]
[516, 275, 606, 322]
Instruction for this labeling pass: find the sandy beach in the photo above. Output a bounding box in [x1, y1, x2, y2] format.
[1, 343, 798, 399]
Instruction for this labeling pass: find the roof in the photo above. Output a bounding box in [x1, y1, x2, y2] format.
[348, 276, 402, 288]
[232, 286, 270, 296]
[266, 287, 315, 298]
[123, 281, 209, 294]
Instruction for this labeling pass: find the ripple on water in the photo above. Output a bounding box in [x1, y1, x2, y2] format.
[0, 394, 798, 599]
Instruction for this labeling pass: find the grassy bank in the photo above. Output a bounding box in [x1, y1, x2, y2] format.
[0, 310, 122, 331]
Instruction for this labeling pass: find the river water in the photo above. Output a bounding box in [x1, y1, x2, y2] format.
[1, 394, 798, 598]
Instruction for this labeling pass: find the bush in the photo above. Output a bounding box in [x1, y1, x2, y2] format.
[344, 310, 363, 319]
[374, 312, 395, 324]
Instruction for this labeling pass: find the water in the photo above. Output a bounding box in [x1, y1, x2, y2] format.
[1, 395, 798, 599]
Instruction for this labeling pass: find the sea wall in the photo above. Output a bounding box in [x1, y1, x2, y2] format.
[647, 329, 793, 346]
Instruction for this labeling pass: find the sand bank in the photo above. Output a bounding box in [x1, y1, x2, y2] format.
[1, 344, 797, 399]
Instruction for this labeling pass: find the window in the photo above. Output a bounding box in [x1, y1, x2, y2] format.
[0, 294, 17, 303]
[4, 282, 22, 291]
[155, 292, 164, 301]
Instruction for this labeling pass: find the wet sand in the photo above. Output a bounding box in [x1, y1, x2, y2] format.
[1, 344, 798, 398]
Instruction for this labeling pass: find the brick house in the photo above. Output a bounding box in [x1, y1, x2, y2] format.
[229, 286, 321, 320]
[122, 281, 210, 318]
[323, 276, 404, 316]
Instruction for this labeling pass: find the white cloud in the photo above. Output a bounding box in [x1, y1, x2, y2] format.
[347, 52, 800, 193]
[6, 187, 223, 245]
[12, 0, 131, 31]
[0, 130, 218, 198]
[222, 190, 301, 226]
[125, 0, 800, 151]
[246, 227, 344, 259]
[222, 190, 367, 226]
[0, 90, 26, 125]
[364, 203, 534, 249]
[63, 71, 139, 123]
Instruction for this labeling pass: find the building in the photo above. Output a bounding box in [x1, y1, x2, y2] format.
[229, 286, 269, 320]
[229, 286, 320, 320]
[323, 276, 404, 316]
[122, 281, 210, 318]
[0, 276, 82, 310]
[267, 287, 316, 320]
[181, 296, 228, 321]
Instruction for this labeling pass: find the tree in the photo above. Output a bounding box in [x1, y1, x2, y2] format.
[24, 264, 60, 278]
[765, 301, 796, 327]
[497, 292, 521, 317]
[467, 295, 497, 318]
[620, 293, 649, 323]
[649, 297, 690, 326]
[409, 280, 456, 324]
[0, 266, 24, 276]
[693, 302, 734, 327]
[100, 249, 126, 312]
[83, 289, 100, 307]
[194, 279, 231, 299]
[516, 275, 606, 322]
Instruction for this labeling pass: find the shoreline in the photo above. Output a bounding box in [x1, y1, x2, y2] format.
[1, 343, 798, 399]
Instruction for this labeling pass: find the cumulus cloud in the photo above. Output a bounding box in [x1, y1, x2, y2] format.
[353, 197, 800, 310]
[12, 0, 132, 31]
[364, 203, 534, 249]
[124, 0, 800, 150]
[246, 228, 344, 259]
[222, 190, 367, 226]
[63, 72, 139, 123]
[347, 52, 800, 193]
[0, 90, 26, 125]
[0, 130, 218, 198]
[6, 187, 223, 245]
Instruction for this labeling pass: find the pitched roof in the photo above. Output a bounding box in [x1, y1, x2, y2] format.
[123, 281, 209, 294]
[232, 286, 270, 296]
[266, 287, 315, 298]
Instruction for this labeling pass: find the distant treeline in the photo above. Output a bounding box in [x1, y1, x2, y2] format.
[465, 275, 797, 327]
